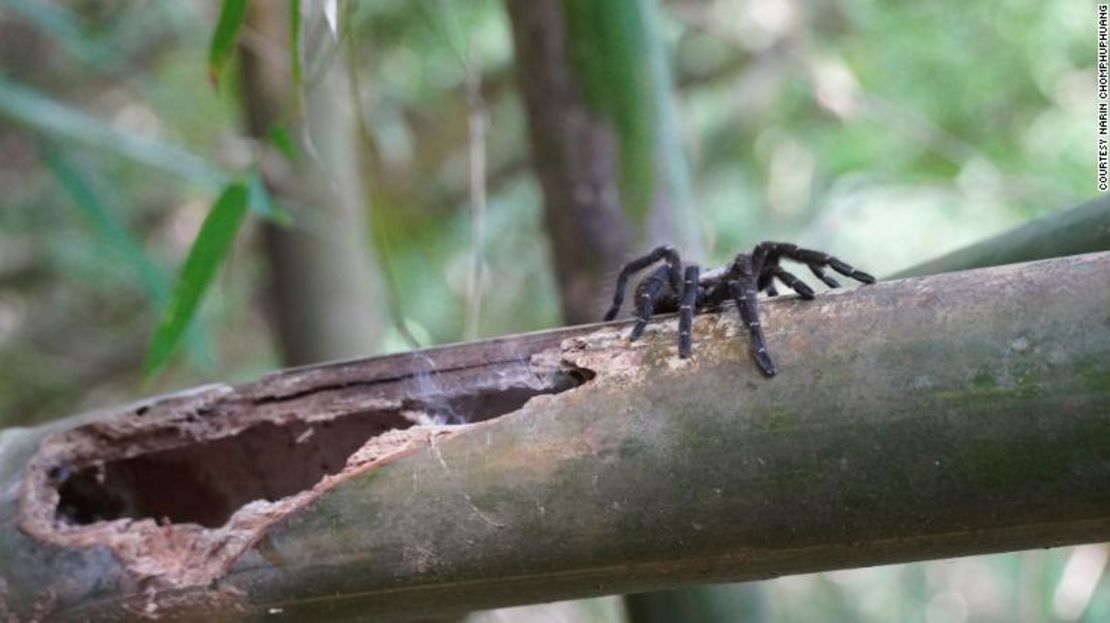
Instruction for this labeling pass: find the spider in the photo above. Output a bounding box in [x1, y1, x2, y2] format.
[602, 242, 875, 377]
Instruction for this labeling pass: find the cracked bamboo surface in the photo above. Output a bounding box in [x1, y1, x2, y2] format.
[2, 252, 1110, 622]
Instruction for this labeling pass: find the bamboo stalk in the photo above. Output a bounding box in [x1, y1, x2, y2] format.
[2, 252, 1110, 621]
[893, 194, 1110, 278]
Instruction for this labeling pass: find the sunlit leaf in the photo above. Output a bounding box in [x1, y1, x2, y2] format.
[144, 182, 249, 377]
[207, 0, 250, 87]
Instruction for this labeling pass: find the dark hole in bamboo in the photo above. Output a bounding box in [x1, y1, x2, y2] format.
[54, 365, 595, 528]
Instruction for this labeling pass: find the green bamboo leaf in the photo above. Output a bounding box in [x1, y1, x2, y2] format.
[290, 0, 302, 92]
[208, 0, 250, 87]
[42, 147, 168, 303]
[143, 182, 249, 377]
[43, 146, 214, 367]
[267, 125, 300, 163]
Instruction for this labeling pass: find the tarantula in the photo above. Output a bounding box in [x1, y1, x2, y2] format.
[602, 242, 875, 377]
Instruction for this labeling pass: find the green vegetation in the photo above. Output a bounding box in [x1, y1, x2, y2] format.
[206, 0, 248, 86]
[564, 0, 655, 225]
[143, 181, 247, 376]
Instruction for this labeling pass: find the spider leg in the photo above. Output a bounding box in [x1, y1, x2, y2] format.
[752, 247, 811, 298]
[758, 242, 876, 284]
[825, 256, 875, 284]
[727, 255, 777, 377]
[806, 263, 841, 289]
[767, 265, 815, 300]
[678, 264, 700, 358]
[755, 266, 782, 297]
[750, 242, 775, 276]
[630, 265, 670, 340]
[603, 246, 683, 321]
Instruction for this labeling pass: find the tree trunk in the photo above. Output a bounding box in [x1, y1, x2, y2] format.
[504, 0, 634, 325]
[239, 1, 385, 365]
[3, 252, 1110, 621]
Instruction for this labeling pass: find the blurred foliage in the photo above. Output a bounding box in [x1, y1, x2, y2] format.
[0, 0, 1101, 621]
[206, 0, 248, 86]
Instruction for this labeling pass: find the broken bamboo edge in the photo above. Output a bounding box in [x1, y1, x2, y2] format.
[3, 252, 1110, 622]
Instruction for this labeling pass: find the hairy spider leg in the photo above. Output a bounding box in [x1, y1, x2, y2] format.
[751, 241, 875, 298]
[750, 242, 776, 288]
[630, 265, 672, 340]
[767, 265, 815, 299]
[825, 256, 876, 284]
[751, 243, 788, 296]
[727, 254, 777, 377]
[678, 264, 700, 358]
[805, 263, 841, 289]
[758, 242, 876, 284]
[603, 246, 684, 321]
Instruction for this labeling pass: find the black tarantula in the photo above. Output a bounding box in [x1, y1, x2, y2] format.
[603, 242, 875, 377]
